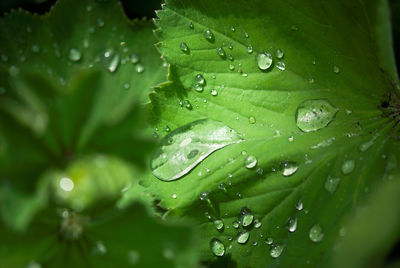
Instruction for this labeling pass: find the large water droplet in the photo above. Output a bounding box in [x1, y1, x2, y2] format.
[244, 155, 257, 169]
[69, 48, 82, 62]
[210, 238, 225, 257]
[256, 51, 273, 70]
[276, 61, 285, 71]
[282, 162, 298, 177]
[270, 244, 285, 258]
[180, 42, 189, 53]
[295, 99, 338, 132]
[286, 217, 297, 232]
[214, 219, 224, 231]
[239, 207, 254, 227]
[151, 119, 242, 181]
[341, 160, 355, 175]
[204, 29, 214, 41]
[237, 231, 250, 244]
[217, 47, 226, 58]
[195, 74, 206, 86]
[324, 176, 341, 194]
[309, 224, 324, 242]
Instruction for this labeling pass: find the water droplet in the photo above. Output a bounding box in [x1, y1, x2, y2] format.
[295, 99, 338, 132]
[254, 219, 262, 228]
[359, 139, 375, 152]
[286, 217, 297, 232]
[276, 61, 285, 71]
[295, 200, 303, 211]
[229, 64, 235, 71]
[164, 125, 171, 132]
[135, 64, 144, 73]
[291, 25, 299, 31]
[217, 47, 226, 58]
[232, 221, 239, 228]
[194, 84, 204, 92]
[282, 162, 298, 177]
[195, 74, 206, 86]
[228, 43, 233, 49]
[341, 160, 355, 175]
[276, 49, 284, 59]
[270, 244, 285, 258]
[288, 136, 294, 142]
[248, 116, 256, 124]
[151, 119, 242, 181]
[265, 238, 273, 245]
[189, 21, 194, 29]
[97, 18, 105, 28]
[183, 100, 192, 110]
[333, 66, 340, 73]
[69, 48, 82, 62]
[247, 45, 253, 54]
[180, 42, 189, 53]
[228, 54, 234, 61]
[9, 66, 19, 76]
[131, 54, 139, 64]
[309, 224, 324, 242]
[256, 51, 273, 70]
[244, 32, 249, 38]
[94, 241, 107, 255]
[231, 26, 236, 32]
[127, 250, 140, 265]
[211, 89, 218, 96]
[204, 29, 214, 41]
[244, 155, 257, 169]
[210, 238, 225, 257]
[239, 207, 254, 227]
[171, 193, 177, 199]
[124, 82, 130, 89]
[32, 44, 40, 53]
[237, 231, 250, 244]
[324, 176, 341, 194]
[59, 177, 74, 192]
[214, 219, 224, 231]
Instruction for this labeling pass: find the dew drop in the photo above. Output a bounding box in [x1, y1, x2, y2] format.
[135, 64, 144, 73]
[26, 261, 42, 268]
[282, 162, 298, 177]
[359, 139, 375, 152]
[97, 18, 105, 28]
[131, 54, 139, 64]
[189, 21, 194, 29]
[214, 219, 224, 231]
[248, 116, 256, 124]
[333, 66, 340, 73]
[239, 207, 254, 227]
[210, 238, 225, 257]
[32, 44, 40, 53]
[256, 51, 273, 70]
[217, 47, 226, 58]
[276, 61, 285, 71]
[195, 74, 206, 86]
[247, 44, 253, 54]
[295, 200, 303, 211]
[295, 99, 338, 132]
[232, 221, 240, 228]
[244, 155, 257, 169]
[309, 224, 324, 242]
[127, 250, 140, 265]
[286, 217, 297, 232]
[1, 54, 8, 62]
[254, 219, 262, 228]
[194, 84, 204, 92]
[211, 89, 218, 96]
[237, 231, 250, 244]
[180, 42, 189, 52]
[231, 26, 236, 32]
[324, 176, 341, 194]
[172, 193, 177, 199]
[204, 29, 214, 41]
[275, 49, 284, 59]
[228, 43, 233, 50]
[183, 100, 192, 110]
[69, 48, 82, 62]
[124, 82, 130, 89]
[59, 177, 74, 192]
[228, 54, 234, 61]
[341, 160, 355, 175]
[270, 244, 285, 258]
[229, 64, 235, 71]
[151, 119, 242, 181]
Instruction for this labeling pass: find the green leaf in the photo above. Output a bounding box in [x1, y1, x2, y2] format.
[138, 0, 400, 266]
[0, 203, 200, 268]
[0, 0, 167, 192]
